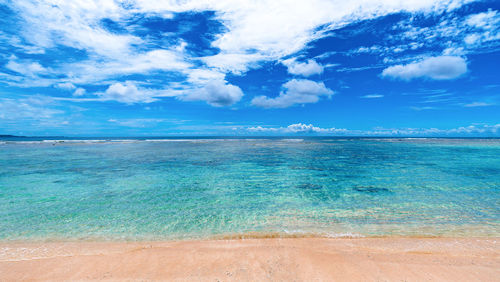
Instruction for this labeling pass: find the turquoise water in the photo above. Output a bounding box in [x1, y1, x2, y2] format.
[0, 138, 499, 241]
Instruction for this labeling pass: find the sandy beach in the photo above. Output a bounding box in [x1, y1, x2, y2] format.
[0, 237, 498, 281]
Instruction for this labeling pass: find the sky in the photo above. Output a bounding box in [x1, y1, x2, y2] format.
[0, 0, 499, 136]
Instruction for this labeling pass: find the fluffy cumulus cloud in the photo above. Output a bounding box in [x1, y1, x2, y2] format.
[252, 79, 333, 108]
[181, 81, 244, 107]
[286, 123, 342, 133]
[248, 123, 348, 134]
[381, 56, 467, 80]
[56, 82, 86, 97]
[97, 79, 243, 106]
[73, 88, 86, 97]
[282, 58, 324, 76]
[100, 82, 158, 104]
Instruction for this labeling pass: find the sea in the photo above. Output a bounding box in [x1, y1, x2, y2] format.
[0, 137, 499, 241]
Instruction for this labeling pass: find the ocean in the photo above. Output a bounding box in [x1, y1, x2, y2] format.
[0, 137, 499, 241]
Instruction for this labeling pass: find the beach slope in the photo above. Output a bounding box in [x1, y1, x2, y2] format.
[1, 237, 499, 281]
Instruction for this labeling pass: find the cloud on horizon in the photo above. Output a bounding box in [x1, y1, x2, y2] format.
[247, 123, 500, 136]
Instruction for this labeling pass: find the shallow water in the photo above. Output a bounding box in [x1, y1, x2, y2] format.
[0, 138, 499, 241]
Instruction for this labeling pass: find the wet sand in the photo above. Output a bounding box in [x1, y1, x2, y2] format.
[0, 237, 499, 281]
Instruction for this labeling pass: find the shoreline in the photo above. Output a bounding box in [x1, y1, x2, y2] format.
[1, 237, 498, 281]
[1, 233, 498, 243]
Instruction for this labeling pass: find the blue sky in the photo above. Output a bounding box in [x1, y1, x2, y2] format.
[0, 0, 499, 136]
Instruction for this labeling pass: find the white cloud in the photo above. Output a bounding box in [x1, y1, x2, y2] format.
[55, 82, 77, 90]
[287, 123, 318, 132]
[282, 58, 324, 76]
[248, 123, 347, 134]
[181, 81, 244, 107]
[73, 87, 86, 97]
[252, 79, 333, 108]
[96, 79, 242, 106]
[442, 47, 465, 56]
[108, 118, 167, 128]
[5, 57, 48, 77]
[186, 68, 226, 85]
[464, 33, 481, 45]
[361, 94, 384, 98]
[11, 0, 139, 59]
[246, 126, 280, 132]
[381, 56, 467, 80]
[100, 81, 158, 104]
[55, 83, 86, 97]
[464, 29, 500, 46]
[410, 106, 436, 111]
[66, 49, 192, 85]
[286, 123, 344, 133]
[466, 10, 499, 29]
[367, 124, 500, 135]
[0, 96, 63, 120]
[135, 0, 467, 70]
[348, 43, 426, 58]
[464, 102, 493, 107]
[448, 124, 500, 134]
[246, 123, 500, 136]
[328, 7, 499, 63]
[200, 53, 267, 75]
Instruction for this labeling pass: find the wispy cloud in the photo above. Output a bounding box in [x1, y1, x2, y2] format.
[410, 106, 437, 111]
[464, 102, 494, 107]
[107, 118, 173, 128]
[0, 96, 63, 120]
[360, 94, 384, 99]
